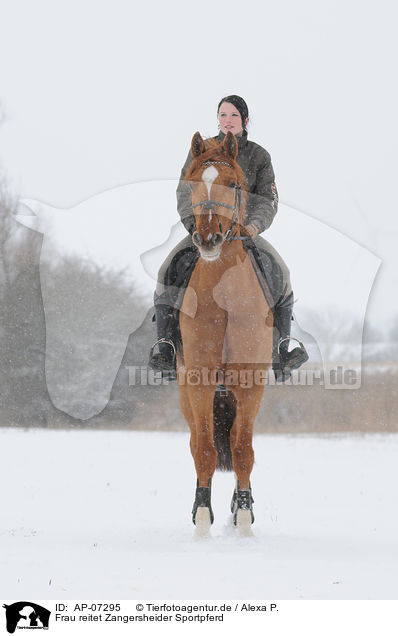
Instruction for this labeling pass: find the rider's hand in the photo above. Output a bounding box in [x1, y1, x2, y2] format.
[243, 223, 260, 239]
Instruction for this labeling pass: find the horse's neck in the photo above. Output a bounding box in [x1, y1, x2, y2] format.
[193, 240, 250, 294]
[221, 240, 248, 268]
[191, 238, 271, 361]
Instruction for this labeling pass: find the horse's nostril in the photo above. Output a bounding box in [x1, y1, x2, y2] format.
[213, 233, 223, 246]
[192, 232, 203, 247]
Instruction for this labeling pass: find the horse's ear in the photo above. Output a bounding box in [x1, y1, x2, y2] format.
[224, 131, 238, 159]
[191, 132, 205, 157]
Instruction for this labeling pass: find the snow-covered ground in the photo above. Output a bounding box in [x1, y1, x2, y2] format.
[1, 429, 397, 600]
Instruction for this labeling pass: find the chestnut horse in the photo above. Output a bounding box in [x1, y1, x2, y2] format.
[177, 131, 273, 536]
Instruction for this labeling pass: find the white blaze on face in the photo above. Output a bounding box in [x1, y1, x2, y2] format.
[202, 165, 218, 200]
[202, 165, 218, 226]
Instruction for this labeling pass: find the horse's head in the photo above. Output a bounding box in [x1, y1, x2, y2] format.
[186, 131, 247, 261]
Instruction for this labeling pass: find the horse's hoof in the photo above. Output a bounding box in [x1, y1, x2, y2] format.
[194, 507, 212, 538]
[232, 486, 255, 533]
[235, 509, 254, 537]
[192, 480, 214, 526]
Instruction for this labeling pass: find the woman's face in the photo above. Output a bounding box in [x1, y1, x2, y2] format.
[218, 101, 248, 136]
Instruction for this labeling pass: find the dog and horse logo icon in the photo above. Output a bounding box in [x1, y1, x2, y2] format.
[2, 602, 51, 633]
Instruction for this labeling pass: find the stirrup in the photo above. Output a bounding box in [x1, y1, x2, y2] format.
[273, 336, 308, 383]
[149, 338, 176, 360]
[279, 337, 308, 365]
[148, 338, 177, 380]
[277, 336, 306, 355]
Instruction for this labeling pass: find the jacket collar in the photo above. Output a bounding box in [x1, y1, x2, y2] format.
[216, 129, 248, 149]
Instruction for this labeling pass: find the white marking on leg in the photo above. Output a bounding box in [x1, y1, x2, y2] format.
[236, 509, 253, 537]
[194, 507, 212, 539]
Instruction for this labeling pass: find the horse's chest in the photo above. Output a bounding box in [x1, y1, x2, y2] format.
[212, 255, 272, 363]
[181, 265, 222, 316]
[181, 255, 272, 365]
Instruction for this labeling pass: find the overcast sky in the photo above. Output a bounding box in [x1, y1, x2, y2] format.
[0, 0, 397, 327]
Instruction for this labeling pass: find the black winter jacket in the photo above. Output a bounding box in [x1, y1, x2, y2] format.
[176, 130, 279, 235]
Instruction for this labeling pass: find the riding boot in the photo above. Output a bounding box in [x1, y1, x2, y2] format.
[148, 302, 178, 381]
[272, 293, 309, 383]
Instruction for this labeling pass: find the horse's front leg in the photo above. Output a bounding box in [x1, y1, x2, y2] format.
[230, 382, 265, 534]
[187, 383, 218, 534]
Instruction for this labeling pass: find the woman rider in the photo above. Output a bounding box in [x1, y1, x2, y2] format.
[148, 95, 308, 382]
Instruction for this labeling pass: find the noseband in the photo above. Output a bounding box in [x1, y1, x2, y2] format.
[191, 160, 249, 244]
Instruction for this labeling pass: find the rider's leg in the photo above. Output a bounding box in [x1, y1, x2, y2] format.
[272, 291, 309, 383]
[148, 298, 178, 379]
[148, 236, 198, 378]
[249, 236, 309, 382]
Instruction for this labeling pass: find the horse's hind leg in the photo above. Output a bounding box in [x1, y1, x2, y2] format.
[231, 481, 255, 535]
[192, 478, 214, 536]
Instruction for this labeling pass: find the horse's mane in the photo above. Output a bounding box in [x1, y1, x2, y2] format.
[185, 137, 247, 188]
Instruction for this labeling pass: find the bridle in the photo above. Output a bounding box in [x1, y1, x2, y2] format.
[190, 160, 250, 244]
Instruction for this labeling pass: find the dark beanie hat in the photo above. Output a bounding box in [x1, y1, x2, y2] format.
[217, 95, 249, 129]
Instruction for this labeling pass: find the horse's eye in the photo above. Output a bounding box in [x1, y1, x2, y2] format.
[229, 182, 235, 189]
